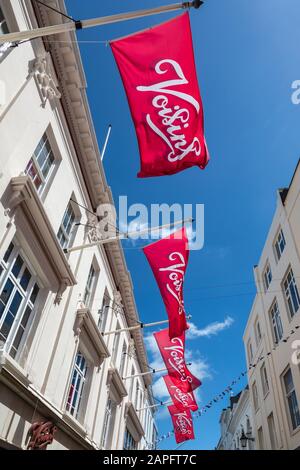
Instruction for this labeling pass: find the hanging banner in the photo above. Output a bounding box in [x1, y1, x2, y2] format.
[168, 405, 195, 444]
[110, 13, 209, 178]
[143, 227, 189, 339]
[163, 375, 198, 412]
[154, 328, 201, 393]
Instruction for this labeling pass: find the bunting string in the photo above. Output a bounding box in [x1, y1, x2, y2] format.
[155, 322, 300, 444]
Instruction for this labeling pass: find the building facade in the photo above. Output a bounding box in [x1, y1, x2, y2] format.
[216, 387, 255, 450]
[0, 0, 157, 450]
[243, 161, 300, 450]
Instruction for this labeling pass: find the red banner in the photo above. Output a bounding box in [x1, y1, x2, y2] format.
[154, 328, 201, 393]
[163, 375, 198, 412]
[168, 405, 195, 444]
[143, 227, 189, 339]
[110, 13, 209, 178]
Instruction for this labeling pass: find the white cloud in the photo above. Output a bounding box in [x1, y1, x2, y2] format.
[187, 316, 234, 339]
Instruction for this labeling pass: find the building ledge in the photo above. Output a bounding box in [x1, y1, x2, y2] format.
[125, 401, 145, 442]
[0, 350, 31, 389]
[75, 308, 110, 364]
[107, 367, 127, 405]
[4, 176, 77, 302]
[61, 412, 88, 439]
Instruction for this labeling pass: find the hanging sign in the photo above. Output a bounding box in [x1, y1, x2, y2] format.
[163, 375, 198, 412]
[168, 405, 195, 444]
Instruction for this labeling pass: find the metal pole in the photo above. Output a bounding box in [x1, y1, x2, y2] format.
[123, 363, 192, 380]
[103, 315, 192, 336]
[64, 217, 193, 253]
[101, 125, 112, 162]
[137, 400, 173, 412]
[0, 2, 204, 44]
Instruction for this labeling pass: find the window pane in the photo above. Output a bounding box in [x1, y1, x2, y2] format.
[0, 291, 22, 341]
[26, 159, 43, 191]
[30, 284, 39, 305]
[3, 242, 14, 263]
[10, 306, 32, 358]
[0, 9, 9, 35]
[0, 278, 14, 318]
[12, 255, 24, 278]
[20, 268, 31, 291]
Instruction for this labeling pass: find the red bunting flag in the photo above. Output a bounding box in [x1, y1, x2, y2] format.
[168, 405, 195, 444]
[163, 375, 198, 412]
[154, 328, 201, 393]
[143, 227, 189, 339]
[110, 13, 209, 178]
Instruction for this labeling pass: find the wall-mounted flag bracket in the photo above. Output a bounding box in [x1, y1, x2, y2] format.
[0, 2, 204, 45]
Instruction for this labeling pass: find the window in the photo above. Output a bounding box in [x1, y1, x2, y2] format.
[252, 381, 259, 411]
[111, 324, 120, 365]
[255, 319, 262, 345]
[283, 268, 300, 319]
[0, 7, 11, 60]
[263, 263, 272, 291]
[247, 339, 253, 364]
[270, 300, 283, 343]
[0, 242, 40, 360]
[0, 8, 9, 35]
[283, 368, 300, 430]
[119, 341, 127, 376]
[83, 263, 97, 308]
[66, 351, 88, 420]
[267, 413, 278, 450]
[135, 382, 140, 410]
[57, 202, 76, 249]
[101, 398, 117, 449]
[25, 134, 55, 194]
[124, 428, 137, 450]
[274, 229, 286, 262]
[98, 289, 110, 332]
[260, 363, 269, 397]
[129, 367, 135, 400]
[258, 427, 264, 450]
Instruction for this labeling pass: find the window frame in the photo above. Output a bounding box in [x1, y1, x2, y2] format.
[98, 289, 111, 332]
[123, 428, 137, 450]
[252, 381, 259, 412]
[57, 198, 80, 250]
[66, 350, 89, 422]
[263, 261, 272, 291]
[83, 260, 99, 309]
[282, 267, 300, 320]
[0, 241, 40, 361]
[273, 228, 286, 263]
[282, 367, 300, 432]
[269, 299, 284, 344]
[0, 4, 14, 63]
[255, 318, 262, 346]
[260, 363, 270, 398]
[25, 133, 57, 196]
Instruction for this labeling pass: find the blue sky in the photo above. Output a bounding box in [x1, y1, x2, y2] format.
[66, 0, 300, 449]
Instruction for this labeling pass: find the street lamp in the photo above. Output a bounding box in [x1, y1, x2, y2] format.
[240, 430, 255, 449]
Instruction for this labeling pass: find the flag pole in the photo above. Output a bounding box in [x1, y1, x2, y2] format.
[101, 125, 112, 162]
[137, 400, 173, 412]
[103, 315, 192, 336]
[0, 1, 204, 45]
[123, 363, 192, 380]
[64, 217, 193, 253]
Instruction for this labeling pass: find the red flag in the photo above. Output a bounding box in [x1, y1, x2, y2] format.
[110, 13, 209, 178]
[143, 227, 189, 339]
[168, 405, 195, 444]
[163, 375, 198, 412]
[154, 328, 201, 393]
